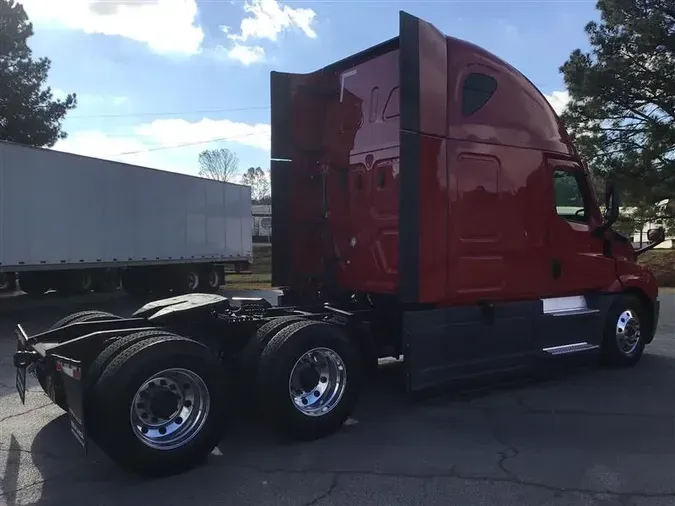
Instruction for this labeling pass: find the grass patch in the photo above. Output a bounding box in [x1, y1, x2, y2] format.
[225, 245, 272, 289]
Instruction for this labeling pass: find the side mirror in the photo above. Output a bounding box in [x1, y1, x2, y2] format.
[592, 179, 620, 238]
[603, 180, 620, 225]
[647, 227, 665, 244]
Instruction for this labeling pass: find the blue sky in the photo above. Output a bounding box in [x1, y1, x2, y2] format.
[20, 0, 600, 180]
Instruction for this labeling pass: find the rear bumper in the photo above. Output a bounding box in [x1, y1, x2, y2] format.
[13, 324, 88, 450]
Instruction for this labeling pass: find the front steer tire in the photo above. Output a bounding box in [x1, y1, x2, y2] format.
[600, 294, 647, 368]
[89, 334, 230, 477]
[256, 320, 362, 441]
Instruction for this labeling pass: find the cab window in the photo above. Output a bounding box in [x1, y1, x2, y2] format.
[553, 169, 588, 222]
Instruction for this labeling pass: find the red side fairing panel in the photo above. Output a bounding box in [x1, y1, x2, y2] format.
[270, 42, 402, 295]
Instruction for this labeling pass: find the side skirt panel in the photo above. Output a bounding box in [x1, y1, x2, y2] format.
[403, 293, 618, 393]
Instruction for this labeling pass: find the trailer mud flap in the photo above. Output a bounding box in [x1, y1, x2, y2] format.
[53, 355, 88, 452]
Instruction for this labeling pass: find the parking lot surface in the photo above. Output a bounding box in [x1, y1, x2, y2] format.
[1, 291, 675, 506]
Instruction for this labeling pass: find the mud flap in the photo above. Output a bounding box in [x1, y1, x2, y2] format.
[15, 327, 28, 405]
[53, 355, 88, 453]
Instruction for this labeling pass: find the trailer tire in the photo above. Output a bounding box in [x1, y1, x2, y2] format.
[0, 272, 16, 292]
[256, 320, 362, 441]
[202, 266, 222, 293]
[238, 316, 306, 393]
[600, 294, 647, 368]
[19, 273, 49, 296]
[90, 335, 230, 477]
[54, 271, 93, 296]
[173, 267, 202, 294]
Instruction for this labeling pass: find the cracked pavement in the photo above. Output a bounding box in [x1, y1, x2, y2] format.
[1, 291, 675, 505]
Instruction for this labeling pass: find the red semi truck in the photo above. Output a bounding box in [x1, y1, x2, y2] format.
[13, 11, 664, 477]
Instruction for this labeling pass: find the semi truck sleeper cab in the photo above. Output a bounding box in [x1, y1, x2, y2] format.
[13, 11, 663, 478]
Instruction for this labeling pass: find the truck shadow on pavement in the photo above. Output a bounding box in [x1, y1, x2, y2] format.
[10, 350, 675, 505]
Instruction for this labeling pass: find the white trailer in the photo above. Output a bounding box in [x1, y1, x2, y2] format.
[0, 141, 253, 296]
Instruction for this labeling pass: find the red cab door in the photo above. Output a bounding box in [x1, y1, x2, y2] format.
[546, 159, 617, 298]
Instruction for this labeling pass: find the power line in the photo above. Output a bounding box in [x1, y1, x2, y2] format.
[113, 131, 265, 156]
[68, 105, 270, 119]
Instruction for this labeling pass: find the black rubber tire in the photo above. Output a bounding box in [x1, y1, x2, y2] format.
[600, 294, 647, 368]
[85, 330, 178, 395]
[49, 310, 121, 332]
[0, 272, 16, 292]
[36, 311, 122, 411]
[238, 316, 306, 387]
[90, 335, 230, 477]
[19, 273, 49, 296]
[202, 266, 222, 294]
[54, 271, 93, 296]
[255, 319, 362, 441]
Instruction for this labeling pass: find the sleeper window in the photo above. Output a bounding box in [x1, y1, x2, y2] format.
[461, 73, 497, 116]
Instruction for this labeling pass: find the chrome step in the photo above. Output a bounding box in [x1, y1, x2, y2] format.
[542, 342, 599, 356]
[549, 308, 600, 317]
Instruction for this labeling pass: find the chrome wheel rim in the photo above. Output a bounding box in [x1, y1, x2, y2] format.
[187, 272, 199, 291]
[616, 309, 641, 355]
[208, 271, 220, 288]
[288, 347, 347, 417]
[130, 368, 210, 450]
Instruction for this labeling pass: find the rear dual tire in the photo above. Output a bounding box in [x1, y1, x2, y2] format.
[254, 320, 363, 441]
[87, 333, 230, 477]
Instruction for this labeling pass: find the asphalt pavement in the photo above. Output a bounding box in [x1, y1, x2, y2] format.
[1, 290, 675, 505]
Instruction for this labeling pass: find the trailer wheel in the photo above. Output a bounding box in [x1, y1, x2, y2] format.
[177, 268, 202, 294]
[203, 267, 222, 293]
[37, 311, 122, 411]
[90, 335, 230, 477]
[0, 272, 16, 292]
[238, 316, 306, 393]
[600, 294, 647, 368]
[18, 272, 49, 296]
[54, 271, 94, 295]
[256, 320, 362, 441]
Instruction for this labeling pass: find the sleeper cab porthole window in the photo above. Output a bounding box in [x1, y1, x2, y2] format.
[461, 73, 498, 116]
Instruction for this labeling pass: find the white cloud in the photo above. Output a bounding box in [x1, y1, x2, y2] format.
[134, 118, 271, 151]
[51, 117, 271, 175]
[544, 90, 571, 115]
[217, 43, 265, 65]
[21, 0, 204, 55]
[221, 0, 317, 64]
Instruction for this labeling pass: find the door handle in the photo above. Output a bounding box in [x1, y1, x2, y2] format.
[551, 259, 562, 280]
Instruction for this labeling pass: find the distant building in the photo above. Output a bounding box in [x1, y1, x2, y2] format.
[620, 202, 674, 249]
[252, 204, 271, 243]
